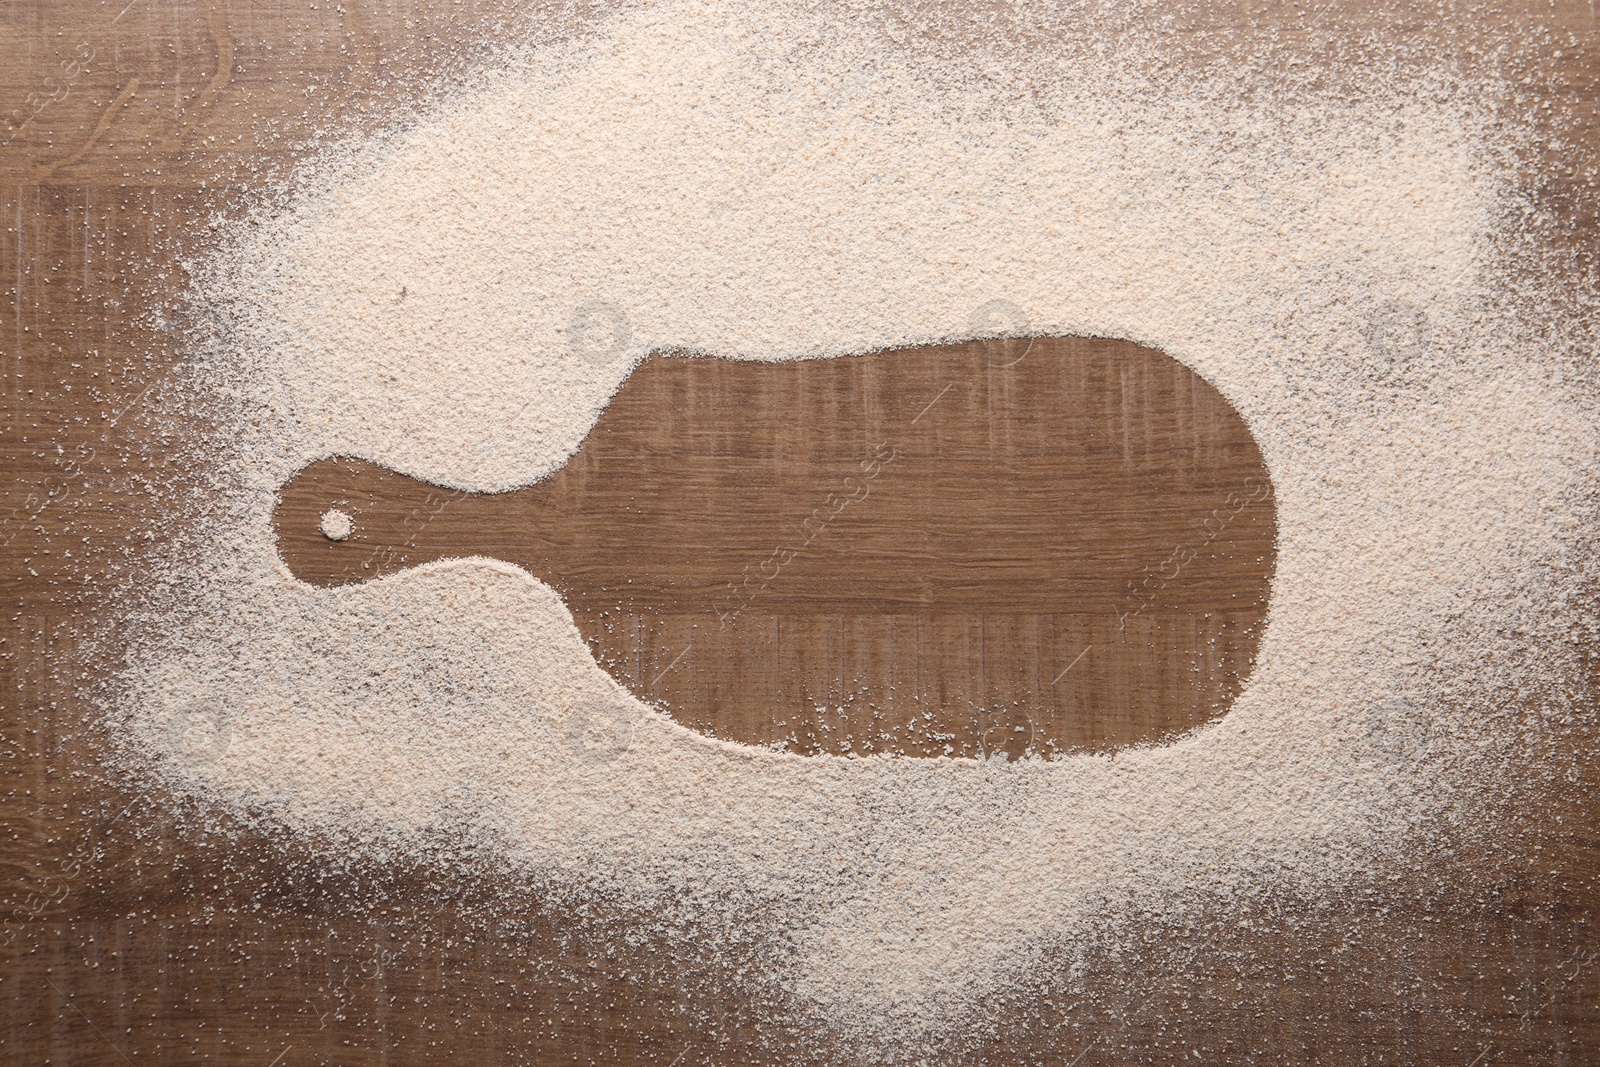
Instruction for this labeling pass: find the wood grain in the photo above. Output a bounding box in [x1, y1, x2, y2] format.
[2, 2, 1597, 1065]
[273, 339, 1275, 756]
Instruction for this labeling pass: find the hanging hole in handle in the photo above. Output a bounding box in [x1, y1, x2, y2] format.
[320, 508, 354, 542]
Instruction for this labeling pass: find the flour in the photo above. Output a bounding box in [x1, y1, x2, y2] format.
[318, 508, 352, 541]
[105, 0, 1596, 1056]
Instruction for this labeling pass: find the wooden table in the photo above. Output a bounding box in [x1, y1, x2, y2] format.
[3, 2, 1597, 1063]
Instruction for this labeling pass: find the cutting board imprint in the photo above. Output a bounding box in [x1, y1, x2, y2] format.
[274, 336, 1277, 757]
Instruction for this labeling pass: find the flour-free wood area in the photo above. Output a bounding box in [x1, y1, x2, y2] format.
[3, 2, 1598, 1064]
[274, 339, 1275, 758]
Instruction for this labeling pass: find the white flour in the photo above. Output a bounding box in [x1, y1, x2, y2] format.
[107, 0, 1596, 1055]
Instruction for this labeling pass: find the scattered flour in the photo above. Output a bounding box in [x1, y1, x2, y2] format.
[318, 508, 353, 542]
[106, 0, 1597, 1054]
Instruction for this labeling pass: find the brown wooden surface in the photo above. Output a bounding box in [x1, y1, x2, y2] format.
[2, 2, 1598, 1065]
[274, 340, 1275, 757]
